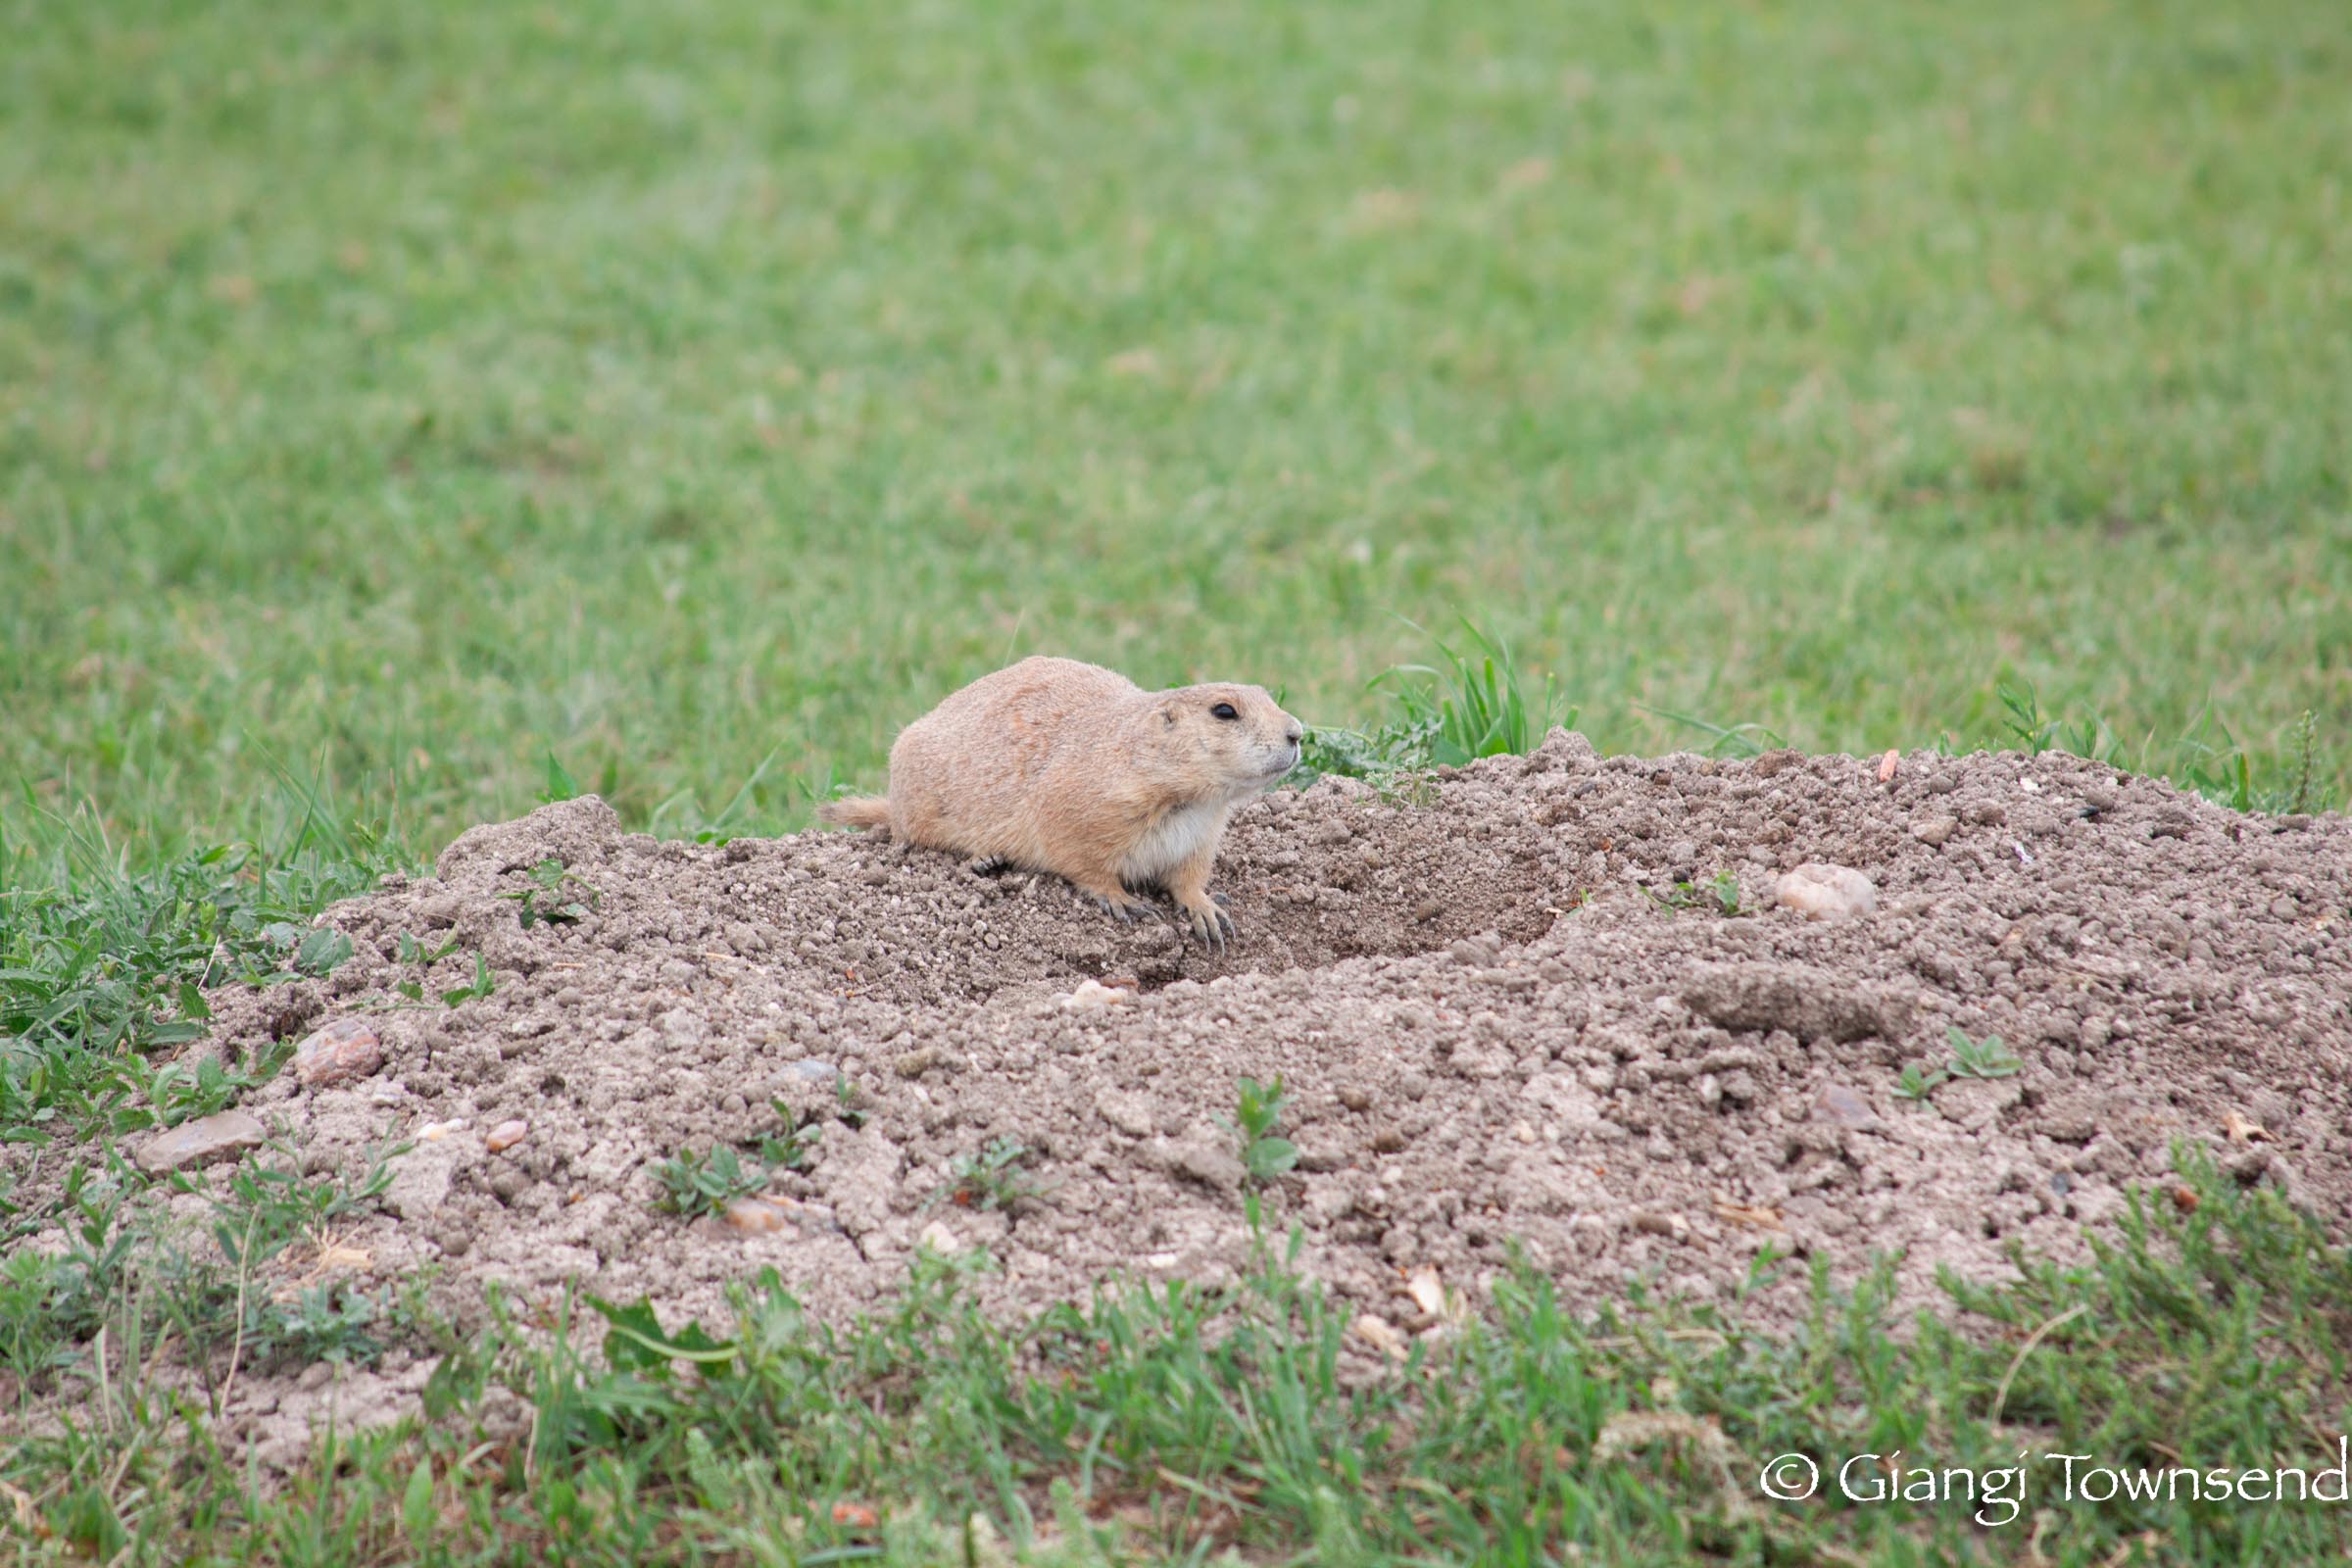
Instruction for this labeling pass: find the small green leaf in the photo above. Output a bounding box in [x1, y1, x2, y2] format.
[588, 1296, 672, 1373]
[543, 750, 580, 803]
[296, 926, 355, 977]
[402, 1455, 434, 1541]
[587, 1296, 737, 1374]
[421, 1346, 488, 1419]
[439, 953, 495, 1006]
[1249, 1136, 1298, 1180]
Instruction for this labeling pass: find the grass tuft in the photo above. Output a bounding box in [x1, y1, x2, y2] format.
[1373, 617, 1572, 767]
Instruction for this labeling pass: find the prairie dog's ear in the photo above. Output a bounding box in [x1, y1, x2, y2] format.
[1159, 703, 1178, 727]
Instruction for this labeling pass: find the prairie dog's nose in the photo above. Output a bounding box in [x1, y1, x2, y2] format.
[1284, 722, 1304, 746]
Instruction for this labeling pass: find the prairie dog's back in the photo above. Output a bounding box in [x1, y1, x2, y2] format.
[885, 657, 1145, 856]
[909, 656, 1140, 782]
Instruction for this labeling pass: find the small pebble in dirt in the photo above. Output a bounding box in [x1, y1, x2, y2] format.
[1633, 1210, 1690, 1242]
[1056, 977, 1135, 1012]
[1352, 1313, 1410, 1361]
[1812, 1084, 1880, 1130]
[1176, 1143, 1248, 1192]
[1412, 898, 1443, 923]
[416, 1118, 468, 1142]
[1338, 1086, 1373, 1113]
[723, 1198, 799, 1234]
[916, 1220, 964, 1253]
[136, 1109, 268, 1174]
[1095, 1091, 1155, 1138]
[1772, 862, 1877, 920]
[293, 1017, 385, 1089]
[486, 1119, 528, 1153]
[1910, 816, 1958, 848]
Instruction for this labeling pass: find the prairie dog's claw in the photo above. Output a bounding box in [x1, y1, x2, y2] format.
[1181, 901, 1236, 953]
[1209, 892, 1232, 908]
[1093, 894, 1158, 925]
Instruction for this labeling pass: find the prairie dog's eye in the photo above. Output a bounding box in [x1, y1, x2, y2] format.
[1210, 702, 1239, 721]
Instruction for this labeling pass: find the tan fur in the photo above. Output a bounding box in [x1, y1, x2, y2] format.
[819, 657, 1302, 948]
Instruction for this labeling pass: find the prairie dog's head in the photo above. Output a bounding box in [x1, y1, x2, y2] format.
[1156, 682, 1304, 792]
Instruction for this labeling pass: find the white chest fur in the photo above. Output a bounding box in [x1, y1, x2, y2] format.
[1119, 800, 1225, 886]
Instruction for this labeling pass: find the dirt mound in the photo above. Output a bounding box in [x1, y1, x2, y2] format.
[60, 735, 2352, 1455]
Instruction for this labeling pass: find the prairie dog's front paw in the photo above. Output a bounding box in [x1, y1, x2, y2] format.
[1178, 896, 1236, 953]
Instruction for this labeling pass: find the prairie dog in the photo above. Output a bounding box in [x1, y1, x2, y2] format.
[821, 657, 1303, 949]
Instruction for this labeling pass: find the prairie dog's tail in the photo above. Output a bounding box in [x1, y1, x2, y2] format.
[818, 795, 892, 831]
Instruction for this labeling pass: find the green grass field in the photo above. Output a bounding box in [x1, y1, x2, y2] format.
[5, 0, 2347, 863]
[5, 0, 2351, 1560]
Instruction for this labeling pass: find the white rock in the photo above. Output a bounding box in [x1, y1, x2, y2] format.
[1772, 862, 1877, 920]
[1056, 978, 1136, 1012]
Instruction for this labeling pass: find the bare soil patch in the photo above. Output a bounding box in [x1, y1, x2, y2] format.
[25, 734, 2352, 1458]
